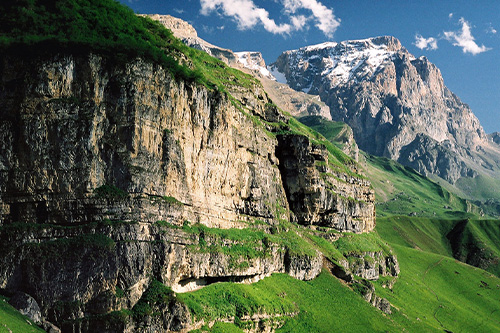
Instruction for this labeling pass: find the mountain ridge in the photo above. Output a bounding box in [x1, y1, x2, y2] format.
[271, 35, 500, 191]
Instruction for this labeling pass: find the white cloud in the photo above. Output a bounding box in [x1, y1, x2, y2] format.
[414, 34, 438, 50]
[282, 0, 340, 37]
[444, 18, 491, 55]
[291, 15, 307, 30]
[448, 13, 453, 19]
[173, 8, 185, 14]
[199, 0, 339, 37]
[200, 0, 293, 34]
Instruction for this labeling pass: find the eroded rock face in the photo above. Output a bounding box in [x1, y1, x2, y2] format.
[276, 134, 375, 233]
[0, 222, 323, 330]
[140, 14, 239, 67]
[148, 14, 332, 122]
[8, 292, 42, 324]
[339, 252, 400, 281]
[0, 52, 359, 331]
[272, 36, 490, 184]
[0, 53, 288, 228]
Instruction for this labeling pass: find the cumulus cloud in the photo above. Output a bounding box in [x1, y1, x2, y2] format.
[414, 34, 438, 50]
[448, 13, 453, 19]
[282, 0, 340, 37]
[200, 0, 293, 34]
[199, 0, 339, 37]
[444, 18, 491, 55]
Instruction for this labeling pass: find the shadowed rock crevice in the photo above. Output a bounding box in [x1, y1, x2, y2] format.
[275, 133, 375, 233]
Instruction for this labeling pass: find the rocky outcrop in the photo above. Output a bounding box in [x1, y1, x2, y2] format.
[338, 252, 400, 280]
[271, 36, 497, 185]
[0, 221, 322, 330]
[298, 116, 359, 161]
[0, 53, 289, 228]
[276, 134, 375, 233]
[488, 132, 500, 145]
[260, 79, 332, 120]
[0, 50, 364, 331]
[399, 133, 477, 181]
[325, 250, 399, 314]
[141, 14, 239, 66]
[361, 283, 392, 314]
[8, 292, 43, 324]
[148, 14, 332, 121]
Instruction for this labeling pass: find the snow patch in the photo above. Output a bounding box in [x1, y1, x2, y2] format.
[269, 66, 288, 84]
[235, 51, 274, 79]
[288, 37, 399, 88]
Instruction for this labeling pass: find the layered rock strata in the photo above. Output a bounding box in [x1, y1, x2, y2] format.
[146, 14, 332, 121]
[276, 134, 374, 233]
[0, 51, 374, 331]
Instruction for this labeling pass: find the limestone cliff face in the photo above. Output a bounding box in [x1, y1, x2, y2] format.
[276, 134, 374, 233]
[271, 36, 493, 184]
[141, 14, 239, 67]
[147, 14, 332, 121]
[0, 52, 374, 331]
[0, 53, 288, 228]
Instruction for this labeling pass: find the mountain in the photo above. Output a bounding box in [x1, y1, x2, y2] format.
[271, 36, 500, 191]
[145, 14, 332, 121]
[0, 2, 398, 331]
[1, 2, 500, 332]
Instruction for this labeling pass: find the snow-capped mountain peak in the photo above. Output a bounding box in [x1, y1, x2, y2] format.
[270, 36, 406, 92]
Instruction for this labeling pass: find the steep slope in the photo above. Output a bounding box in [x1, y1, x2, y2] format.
[0, 1, 383, 331]
[0, 295, 45, 333]
[298, 116, 480, 218]
[145, 14, 332, 121]
[298, 116, 359, 161]
[271, 36, 500, 192]
[304, 116, 500, 279]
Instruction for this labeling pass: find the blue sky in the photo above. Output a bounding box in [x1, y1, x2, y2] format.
[120, 0, 500, 133]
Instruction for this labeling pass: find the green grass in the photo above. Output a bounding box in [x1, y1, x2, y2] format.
[448, 219, 500, 277]
[373, 245, 500, 332]
[298, 116, 352, 151]
[376, 216, 455, 256]
[0, 0, 260, 93]
[286, 117, 359, 175]
[301, 232, 344, 263]
[179, 271, 403, 332]
[94, 184, 129, 199]
[377, 216, 500, 277]
[333, 231, 391, 255]
[362, 153, 480, 218]
[456, 174, 500, 201]
[181, 223, 319, 262]
[0, 296, 44, 332]
[132, 280, 174, 321]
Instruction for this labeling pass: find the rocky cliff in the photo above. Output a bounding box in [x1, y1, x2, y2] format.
[0, 48, 375, 330]
[271, 36, 500, 185]
[146, 14, 332, 121]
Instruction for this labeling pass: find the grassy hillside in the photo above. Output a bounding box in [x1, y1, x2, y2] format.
[1, 1, 499, 332]
[374, 245, 500, 332]
[180, 271, 404, 333]
[0, 296, 44, 332]
[298, 116, 352, 152]
[361, 153, 482, 219]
